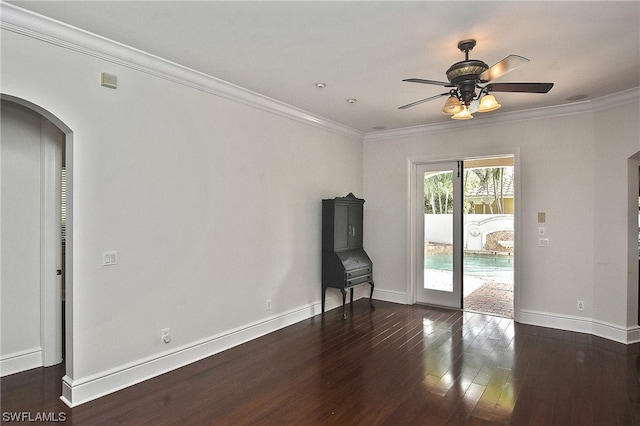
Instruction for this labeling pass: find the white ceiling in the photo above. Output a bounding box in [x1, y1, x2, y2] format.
[8, 1, 640, 133]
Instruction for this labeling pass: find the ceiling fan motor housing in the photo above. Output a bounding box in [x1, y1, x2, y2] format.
[446, 40, 488, 104]
[446, 60, 489, 103]
[446, 60, 489, 85]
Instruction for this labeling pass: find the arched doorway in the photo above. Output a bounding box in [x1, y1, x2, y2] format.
[0, 94, 73, 393]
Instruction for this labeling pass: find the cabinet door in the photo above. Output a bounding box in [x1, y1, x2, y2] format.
[333, 204, 350, 251]
[347, 203, 363, 249]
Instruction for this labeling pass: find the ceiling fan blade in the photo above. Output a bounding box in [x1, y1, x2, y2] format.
[403, 78, 452, 87]
[479, 55, 529, 82]
[487, 82, 554, 93]
[398, 92, 449, 110]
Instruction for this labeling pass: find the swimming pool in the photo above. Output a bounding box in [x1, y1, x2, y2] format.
[425, 254, 513, 283]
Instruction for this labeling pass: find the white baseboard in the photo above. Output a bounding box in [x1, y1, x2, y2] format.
[371, 288, 408, 305]
[330, 284, 406, 305]
[60, 297, 350, 407]
[519, 309, 640, 344]
[58, 300, 640, 407]
[361, 291, 640, 346]
[0, 348, 42, 377]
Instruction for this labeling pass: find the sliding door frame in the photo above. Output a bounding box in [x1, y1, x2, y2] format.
[408, 149, 521, 321]
[414, 161, 463, 308]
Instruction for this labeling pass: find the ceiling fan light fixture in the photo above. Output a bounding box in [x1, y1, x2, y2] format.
[478, 94, 501, 112]
[441, 95, 463, 115]
[399, 39, 554, 121]
[452, 106, 473, 120]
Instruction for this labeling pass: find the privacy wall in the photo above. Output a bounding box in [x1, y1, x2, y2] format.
[1, 8, 363, 405]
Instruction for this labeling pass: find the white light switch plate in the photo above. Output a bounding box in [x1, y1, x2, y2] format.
[103, 251, 117, 266]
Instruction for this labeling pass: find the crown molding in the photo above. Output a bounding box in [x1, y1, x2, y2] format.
[4, 2, 636, 145]
[365, 88, 640, 143]
[364, 101, 590, 142]
[0, 2, 363, 141]
[591, 87, 640, 111]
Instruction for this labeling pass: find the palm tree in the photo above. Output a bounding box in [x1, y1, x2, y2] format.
[425, 166, 511, 214]
[491, 167, 505, 214]
[473, 168, 494, 213]
[471, 167, 509, 214]
[424, 172, 453, 214]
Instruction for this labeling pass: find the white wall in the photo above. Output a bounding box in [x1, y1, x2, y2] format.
[1, 102, 43, 369]
[363, 97, 640, 342]
[592, 96, 640, 327]
[1, 9, 364, 404]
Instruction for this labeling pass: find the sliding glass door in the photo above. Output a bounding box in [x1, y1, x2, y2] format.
[414, 157, 515, 317]
[415, 162, 463, 308]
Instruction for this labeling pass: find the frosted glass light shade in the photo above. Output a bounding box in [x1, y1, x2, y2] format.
[478, 94, 501, 112]
[452, 106, 473, 120]
[441, 96, 463, 115]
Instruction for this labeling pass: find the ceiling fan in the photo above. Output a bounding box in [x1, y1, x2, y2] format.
[399, 39, 554, 119]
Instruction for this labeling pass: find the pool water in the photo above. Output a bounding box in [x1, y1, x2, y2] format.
[425, 254, 513, 283]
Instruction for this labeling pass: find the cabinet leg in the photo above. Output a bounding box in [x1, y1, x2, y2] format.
[369, 281, 375, 309]
[350, 287, 354, 304]
[341, 289, 347, 320]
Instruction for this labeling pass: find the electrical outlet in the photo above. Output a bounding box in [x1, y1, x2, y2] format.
[161, 328, 171, 344]
[266, 299, 272, 311]
[577, 301, 585, 311]
[539, 238, 549, 247]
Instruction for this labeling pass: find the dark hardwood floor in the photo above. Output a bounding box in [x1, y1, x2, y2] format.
[3, 300, 640, 425]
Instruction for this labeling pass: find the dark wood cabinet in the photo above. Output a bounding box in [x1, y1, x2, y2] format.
[322, 198, 363, 251]
[322, 193, 374, 319]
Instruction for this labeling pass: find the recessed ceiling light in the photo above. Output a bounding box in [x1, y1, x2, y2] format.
[315, 82, 326, 88]
[347, 98, 357, 104]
